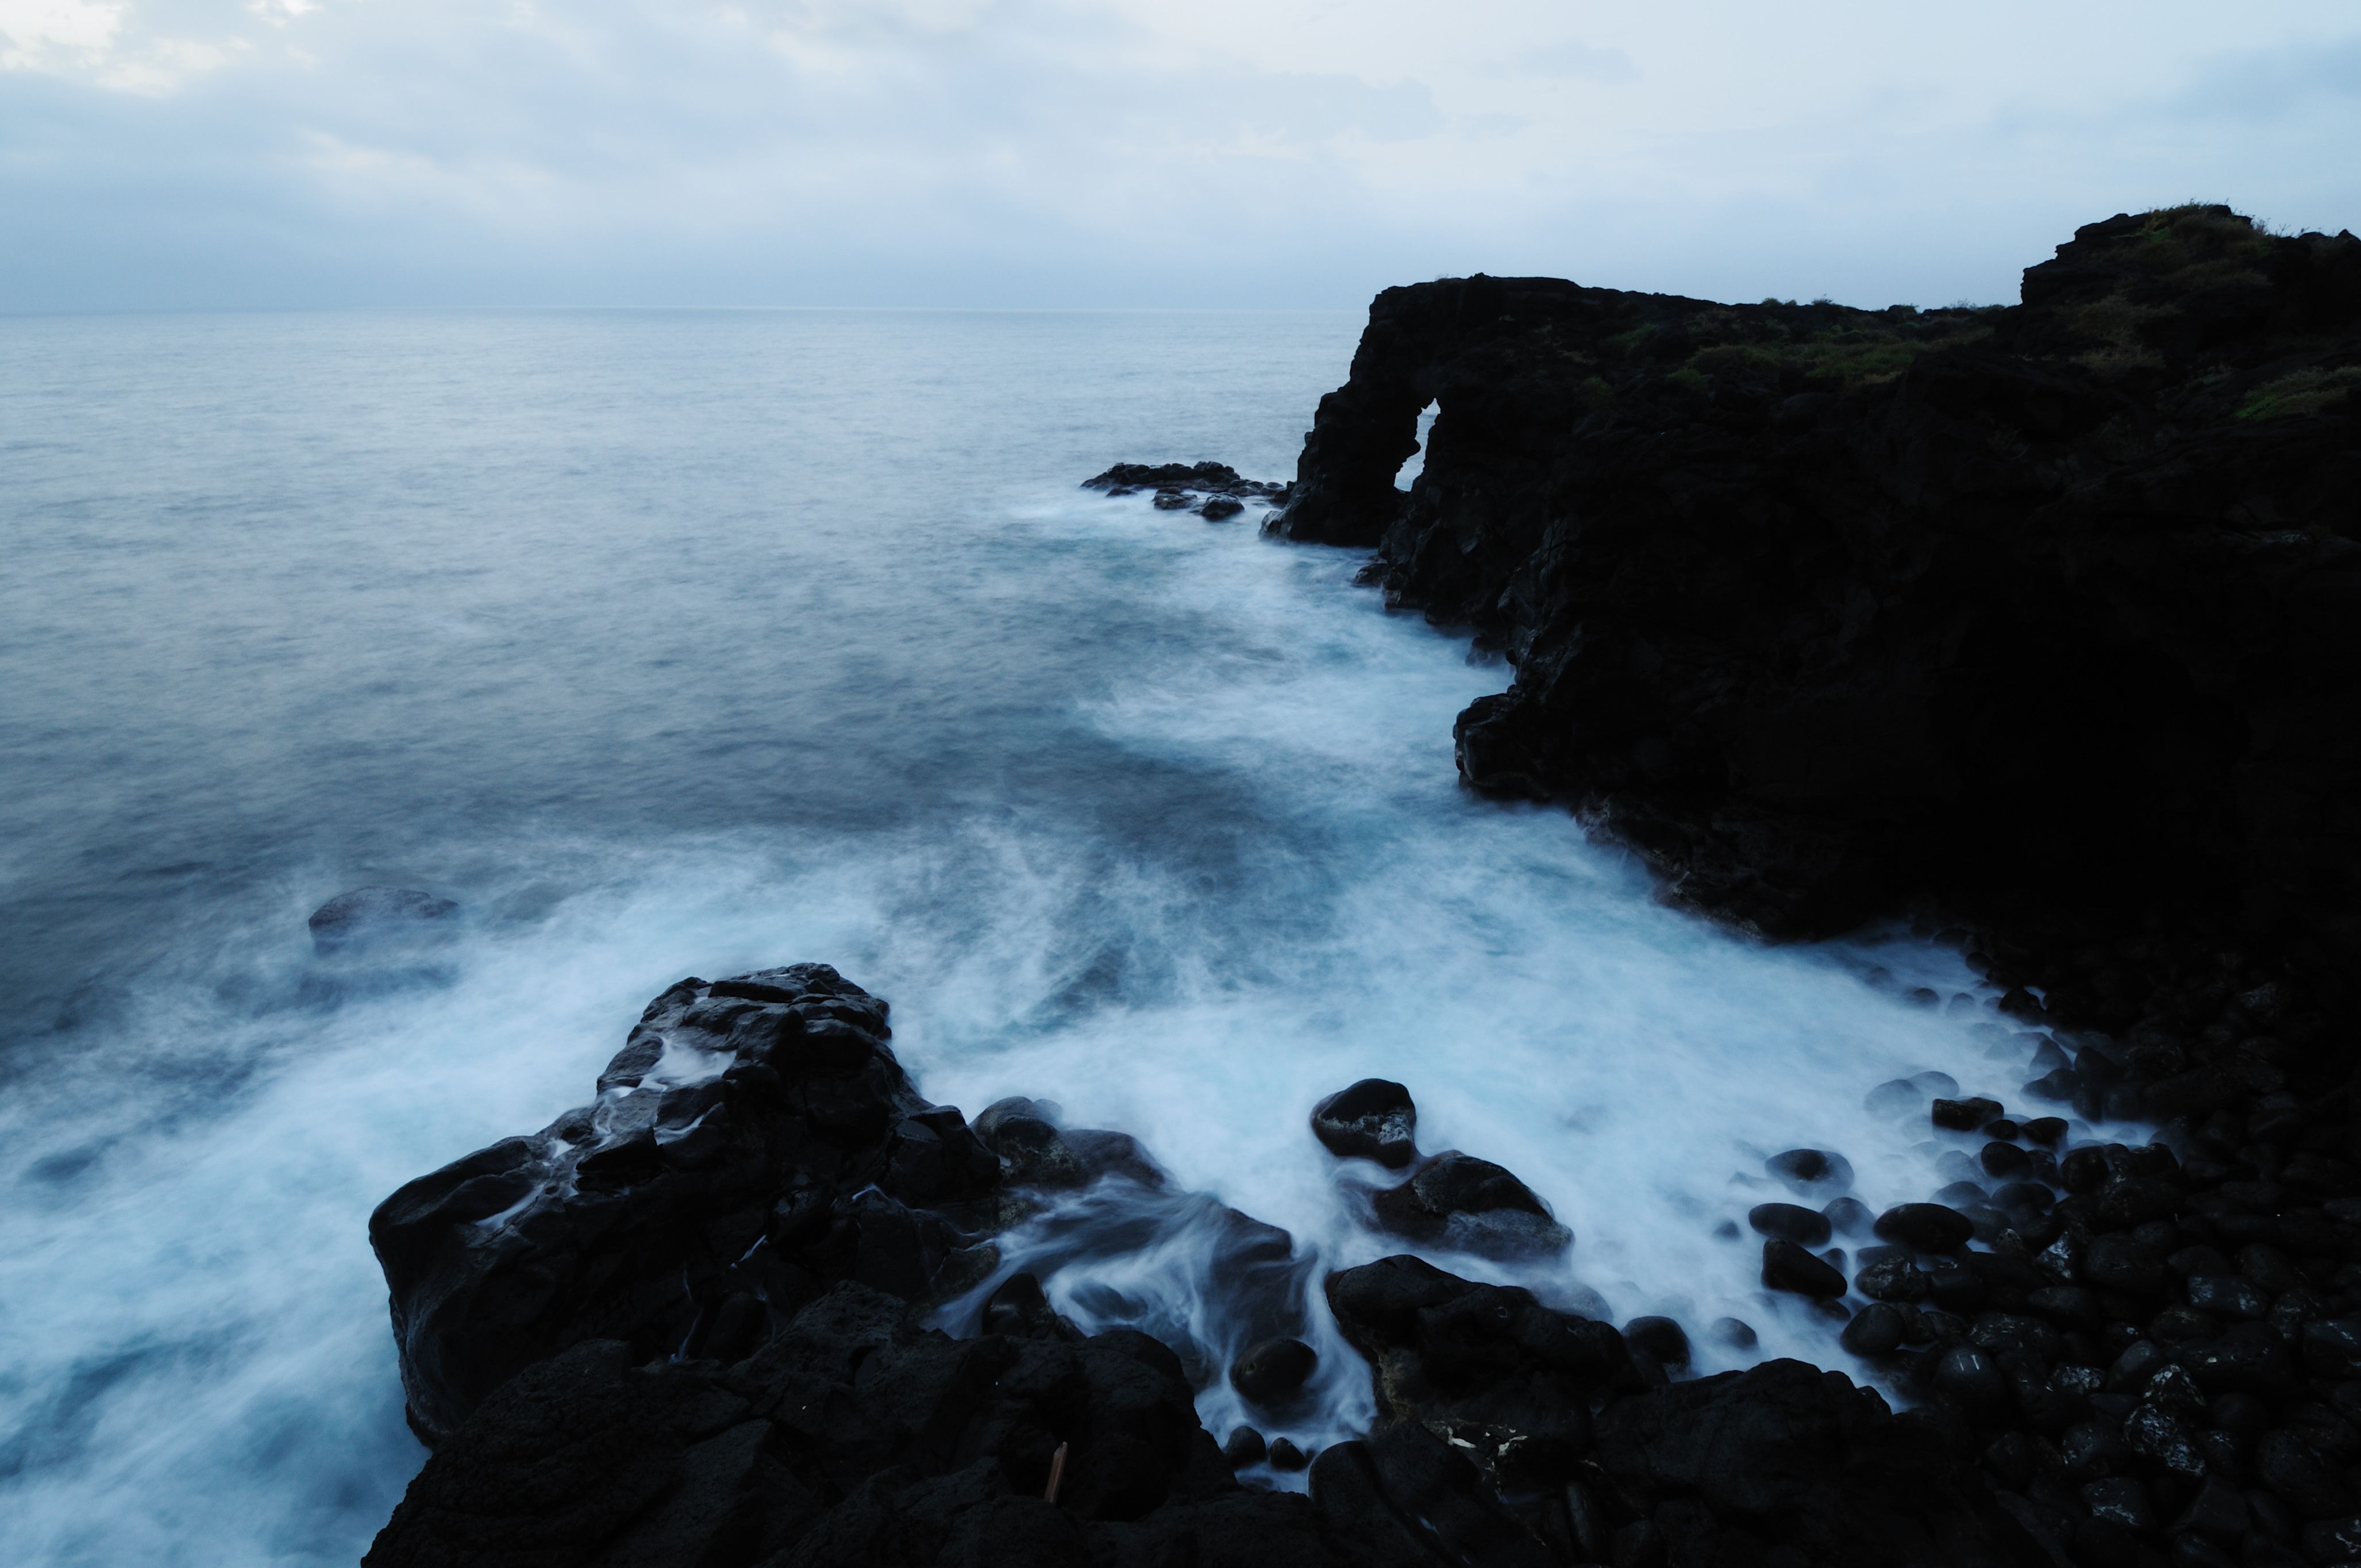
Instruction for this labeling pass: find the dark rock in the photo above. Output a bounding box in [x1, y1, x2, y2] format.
[1935, 1097, 2006, 1131]
[1869, 1073, 1962, 1116]
[1750, 1201, 1834, 1246]
[2082, 1477, 2158, 1531]
[1624, 1316, 1692, 1369]
[2059, 1416, 2136, 1479]
[1876, 1202, 1977, 1254]
[2177, 1475, 2250, 1542]
[309, 885, 459, 953]
[2304, 1319, 2361, 1380]
[1859, 1254, 1935, 1302]
[1824, 1195, 1877, 1237]
[1274, 213, 2361, 951]
[1230, 1337, 1317, 1404]
[1309, 1078, 1419, 1169]
[368, 964, 990, 1445]
[1199, 497, 1245, 521]
[1762, 1238, 1847, 1297]
[1711, 1317, 1759, 1350]
[1843, 1303, 1909, 1357]
[2180, 1322, 2297, 1399]
[2124, 1404, 2208, 1477]
[1223, 1426, 1266, 1467]
[1983, 1142, 2035, 1179]
[2185, 1275, 2270, 1320]
[2085, 1233, 2169, 1297]
[1266, 1438, 1308, 1471]
[1589, 1357, 2047, 1563]
[365, 1280, 1220, 1565]
[2302, 1516, 2361, 1564]
[1767, 1147, 1855, 1193]
[982, 1271, 1072, 1339]
[975, 1096, 1088, 1188]
[1084, 461, 1284, 500]
[2254, 1427, 2358, 1517]
[1325, 1253, 1636, 1465]
[2024, 1118, 2069, 1147]
[1365, 1150, 1572, 1259]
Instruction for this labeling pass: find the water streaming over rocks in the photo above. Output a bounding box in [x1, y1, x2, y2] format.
[0, 307, 2190, 1566]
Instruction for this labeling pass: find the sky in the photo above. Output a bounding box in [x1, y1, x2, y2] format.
[2, 0, 2358, 311]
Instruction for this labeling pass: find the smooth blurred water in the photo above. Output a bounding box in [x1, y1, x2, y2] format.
[0, 310, 2092, 1565]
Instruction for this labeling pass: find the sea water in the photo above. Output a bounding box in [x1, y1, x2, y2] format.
[0, 310, 2099, 1565]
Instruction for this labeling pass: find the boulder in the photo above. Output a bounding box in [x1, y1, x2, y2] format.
[368, 965, 998, 1444]
[1365, 1150, 1571, 1259]
[1589, 1358, 2048, 1565]
[1230, 1337, 1317, 1404]
[1309, 1078, 1419, 1169]
[1749, 1201, 1834, 1246]
[309, 885, 459, 953]
[1767, 1147, 1855, 1193]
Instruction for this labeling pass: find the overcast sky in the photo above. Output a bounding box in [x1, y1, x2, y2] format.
[3, 0, 2357, 311]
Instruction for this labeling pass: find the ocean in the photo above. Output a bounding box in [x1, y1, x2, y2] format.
[0, 309, 2049, 1564]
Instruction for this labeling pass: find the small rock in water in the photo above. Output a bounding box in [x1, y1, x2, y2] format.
[1981, 1141, 2033, 1178]
[1709, 1316, 1758, 1350]
[1821, 1196, 1875, 1237]
[1841, 1303, 1908, 1357]
[308, 886, 459, 954]
[1309, 1078, 1419, 1169]
[1198, 497, 1245, 521]
[1266, 1438, 1308, 1471]
[1873, 1201, 1973, 1254]
[973, 1097, 1086, 1188]
[1761, 1238, 1847, 1297]
[1934, 1343, 2009, 1421]
[1765, 1148, 1854, 1193]
[1222, 1426, 1266, 1467]
[981, 1271, 1069, 1339]
[1864, 1070, 1959, 1118]
[1931, 1096, 2002, 1130]
[1367, 1150, 1571, 1259]
[1623, 1316, 1690, 1368]
[1855, 1255, 1932, 1303]
[2022, 1116, 2069, 1147]
[1747, 1202, 1832, 1246]
[1151, 488, 1192, 510]
[1230, 1337, 1317, 1403]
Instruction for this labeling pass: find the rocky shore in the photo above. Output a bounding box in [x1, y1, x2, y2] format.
[363, 965, 2049, 1567]
[360, 207, 2361, 1567]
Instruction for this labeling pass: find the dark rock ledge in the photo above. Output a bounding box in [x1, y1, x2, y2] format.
[1237, 203, 2361, 1567]
[362, 966, 2048, 1566]
[1084, 460, 1291, 521]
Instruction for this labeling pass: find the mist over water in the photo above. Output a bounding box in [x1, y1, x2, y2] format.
[0, 311, 2101, 1565]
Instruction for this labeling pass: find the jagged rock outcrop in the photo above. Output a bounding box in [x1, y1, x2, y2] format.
[367, 971, 2067, 1567]
[1269, 205, 2361, 960]
[369, 965, 1003, 1445]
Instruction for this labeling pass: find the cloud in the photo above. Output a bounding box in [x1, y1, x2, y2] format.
[0, 1, 2356, 310]
[1500, 40, 1636, 83]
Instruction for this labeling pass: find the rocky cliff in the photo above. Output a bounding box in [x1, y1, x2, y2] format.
[1271, 205, 2361, 971]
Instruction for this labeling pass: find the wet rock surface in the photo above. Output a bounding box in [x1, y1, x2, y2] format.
[1311, 1078, 1420, 1169]
[1268, 206, 2361, 964]
[1084, 461, 1289, 521]
[309, 885, 460, 953]
[1233, 203, 2361, 1568]
[1364, 1149, 1574, 1260]
[367, 969, 2071, 1566]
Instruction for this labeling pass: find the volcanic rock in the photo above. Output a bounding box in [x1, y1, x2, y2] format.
[1365, 1150, 1572, 1259]
[309, 885, 459, 953]
[1309, 1078, 1419, 1169]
